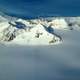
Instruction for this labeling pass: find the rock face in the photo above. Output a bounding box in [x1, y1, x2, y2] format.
[0, 13, 80, 45]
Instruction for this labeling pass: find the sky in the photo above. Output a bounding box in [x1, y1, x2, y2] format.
[0, 0, 80, 18]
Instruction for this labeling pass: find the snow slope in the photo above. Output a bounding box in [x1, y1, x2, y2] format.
[0, 13, 80, 45]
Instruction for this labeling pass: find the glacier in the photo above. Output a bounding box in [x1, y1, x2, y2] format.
[0, 13, 80, 45]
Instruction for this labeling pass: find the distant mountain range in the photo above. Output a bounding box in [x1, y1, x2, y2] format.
[0, 12, 80, 45]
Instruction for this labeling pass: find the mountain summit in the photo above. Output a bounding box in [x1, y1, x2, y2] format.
[0, 13, 80, 45]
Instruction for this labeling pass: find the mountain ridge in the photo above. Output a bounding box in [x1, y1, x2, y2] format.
[0, 12, 80, 45]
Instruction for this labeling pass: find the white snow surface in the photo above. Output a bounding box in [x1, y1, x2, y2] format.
[0, 15, 80, 45]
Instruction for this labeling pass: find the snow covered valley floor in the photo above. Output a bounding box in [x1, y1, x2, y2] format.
[0, 13, 80, 80]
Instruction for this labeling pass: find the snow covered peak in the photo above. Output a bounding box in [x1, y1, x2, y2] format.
[0, 13, 80, 45]
[49, 18, 68, 29]
[0, 18, 61, 45]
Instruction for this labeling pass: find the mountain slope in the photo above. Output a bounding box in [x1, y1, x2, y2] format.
[0, 13, 80, 45]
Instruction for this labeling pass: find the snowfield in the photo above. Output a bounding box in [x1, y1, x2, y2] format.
[0, 14, 80, 45]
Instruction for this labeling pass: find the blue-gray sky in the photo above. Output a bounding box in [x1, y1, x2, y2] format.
[0, 0, 80, 18]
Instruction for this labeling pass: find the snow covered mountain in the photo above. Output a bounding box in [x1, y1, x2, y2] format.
[0, 13, 80, 45]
